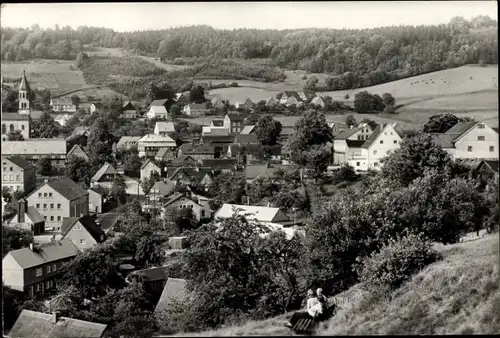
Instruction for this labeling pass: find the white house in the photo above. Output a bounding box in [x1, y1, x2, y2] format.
[161, 191, 212, 220]
[146, 106, 169, 120]
[154, 121, 175, 136]
[54, 114, 71, 127]
[311, 96, 326, 108]
[360, 123, 404, 171]
[183, 103, 209, 116]
[50, 99, 77, 112]
[140, 160, 162, 181]
[333, 123, 375, 167]
[431, 121, 499, 160]
[138, 134, 177, 158]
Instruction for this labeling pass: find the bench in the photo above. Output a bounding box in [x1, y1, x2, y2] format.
[291, 304, 336, 334]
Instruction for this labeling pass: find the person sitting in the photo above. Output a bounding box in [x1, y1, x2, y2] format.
[316, 288, 328, 308]
[285, 289, 322, 328]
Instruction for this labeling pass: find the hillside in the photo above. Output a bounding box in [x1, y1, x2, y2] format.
[174, 233, 500, 336]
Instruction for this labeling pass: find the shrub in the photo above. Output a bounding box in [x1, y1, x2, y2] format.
[356, 233, 442, 291]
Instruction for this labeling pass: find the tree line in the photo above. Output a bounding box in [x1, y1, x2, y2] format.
[1, 15, 497, 90]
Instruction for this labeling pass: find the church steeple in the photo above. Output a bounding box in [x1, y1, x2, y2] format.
[18, 70, 31, 115]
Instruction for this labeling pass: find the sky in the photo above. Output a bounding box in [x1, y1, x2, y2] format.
[1, 1, 497, 32]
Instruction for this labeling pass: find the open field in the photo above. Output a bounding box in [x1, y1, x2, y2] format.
[1, 59, 87, 94]
[175, 233, 500, 336]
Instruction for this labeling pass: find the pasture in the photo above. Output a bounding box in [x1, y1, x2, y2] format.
[1, 59, 87, 94]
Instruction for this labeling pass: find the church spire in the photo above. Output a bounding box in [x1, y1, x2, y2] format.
[19, 70, 30, 92]
[18, 70, 31, 115]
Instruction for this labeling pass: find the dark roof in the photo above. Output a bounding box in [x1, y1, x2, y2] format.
[8, 309, 108, 338]
[155, 147, 176, 159]
[65, 133, 88, 143]
[335, 127, 361, 140]
[7, 239, 80, 269]
[140, 159, 160, 170]
[173, 154, 197, 164]
[155, 278, 188, 314]
[2, 112, 30, 120]
[169, 167, 213, 183]
[123, 101, 135, 110]
[180, 143, 214, 154]
[200, 158, 238, 169]
[6, 156, 34, 170]
[283, 90, 300, 99]
[92, 102, 103, 108]
[32, 177, 89, 201]
[201, 135, 235, 144]
[445, 121, 478, 140]
[361, 125, 383, 149]
[212, 119, 224, 127]
[61, 215, 105, 243]
[67, 145, 89, 161]
[149, 99, 168, 107]
[431, 133, 455, 148]
[477, 160, 500, 174]
[27, 206, 45, 223]
[19, 70, 30, 91]
[150, 179, 176, 197]
[346, 140, 367, 148]
[226, 113, 243, 122]
[91, 162, 120, 182]
[234, 134, 259, 145]
[494, 127, 499, 134]
[131, 266, 169, 282]
[188, 103, 208, 109]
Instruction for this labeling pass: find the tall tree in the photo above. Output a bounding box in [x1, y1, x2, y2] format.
[7, 130, 24, 141]
[189, 85, 205, 104]
[64, 156, 92, 189]
[255, 115, 282, 146]
[423, 113, 463, 133]
[31, 112, 60, 138]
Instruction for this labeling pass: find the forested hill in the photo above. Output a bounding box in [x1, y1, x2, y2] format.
[1, 16, 497, 89]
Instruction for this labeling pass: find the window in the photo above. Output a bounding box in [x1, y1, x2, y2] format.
[47, 266, 51, 273]
[468, 146, 473, 152]
[52, 264, 56, 271]
[201, 210, 205, 217]
[38, 193, 42, 198]
[36, 268, 43, 277]
[356, 162, 360, 167]
[2, 175, 6, 181]
[46, 281, 51, 289]
[74, 224, 81, 230]
[478, 124, 485, 129]
[44, 216, 47, 220]
[374, 162, 379, 167]
[16, 175, 20, 181]
[9, 175, 13, 181]
[21, 125, 25, 130]
[36, 203, 40, 209]
[50, 204, 54, 209]
[57, 216, 61, 221]
[57, 203, 61, 209]
[50, 216, 54, 221]
[80, 239, 86, 244]
[478, 136, 485, 141]
[43, 204, 47, 209]
[490, 146, 494, 152]
[49, 193, 52, 197]
[44, 193, 47, 197]
[373, 150, 378, 155]
[380, 140, 384, 144]
[393, 140, 398, 144]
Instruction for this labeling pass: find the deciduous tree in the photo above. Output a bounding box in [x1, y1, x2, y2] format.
[255, 115, 282, 146]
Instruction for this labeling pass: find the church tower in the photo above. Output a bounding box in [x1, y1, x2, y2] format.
[18, 70, 31, 115]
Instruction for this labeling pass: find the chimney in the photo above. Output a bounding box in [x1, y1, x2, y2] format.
[349, 125, 353, 129]
[17, 198, 27, 223]
[44, 179, 49, 183]
[52, 311, 60, 324]
[29, 243, 34, 251]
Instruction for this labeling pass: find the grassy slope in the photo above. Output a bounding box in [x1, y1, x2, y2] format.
[175, 233, 500, 336]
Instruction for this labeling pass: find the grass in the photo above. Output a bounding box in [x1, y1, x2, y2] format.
[174, 233, 499, 336]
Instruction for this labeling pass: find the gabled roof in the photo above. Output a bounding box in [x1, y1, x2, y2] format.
[211, 119, 224, 127]
[180, 143, 214, 154]
[138, 133, 176, 144]
[91, 162, 120, 182]
[149, 99, 168, 107]
[280, 126, 295, 136]
[2, 112, 30, 121]
[5, 156, 34, 170]
[91, 102, 103, 109]
[73, 126, 91, 135]
[155, 121, 175, 133]
[201, 134, 235, 144]
[148, 105, 168, 115]
[155, 278, 188, 314]
[150, 179, 176, 197]
[493, 127, 499, 134]
[155, 147, 176, 159]
[2, 139, 67, 156]
[361, 125, 383, 149]
[172, 154, 197, 164]
[346, 140, 366, 148]
[6, 239, 79, 269]
[187, 103, 208, 109]
[169, 167, 213, 182]
[334, 127, 361, 140]
[29, 177, 88, 202]
[477, 160, 500, 174]
[215, 204, 289, 223]
[122, 101, 135, 110]
[116, 136, 141, 148]
[240, 125, 256, 134]
[67, 145, 89, 161]
[311, 96, 325, 104]
[8, 309, 107, 338]
[226, 113, 243, 122]
[283, 90, 300, 99]
[26, 206, 45, 223]
[445, 121, 478, 138]
[234, 134, 258, 145]
[141, 159, 161, 170]
[65, 132, 88, 143]
[61, 215, 105, 243]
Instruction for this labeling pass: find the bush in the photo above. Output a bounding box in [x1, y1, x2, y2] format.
[356, 233, 441, 291]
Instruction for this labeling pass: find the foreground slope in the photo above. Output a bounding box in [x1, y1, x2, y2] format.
[176, 233, 499, 336]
